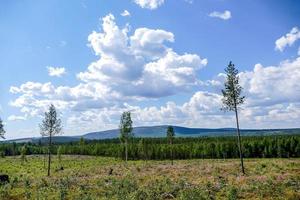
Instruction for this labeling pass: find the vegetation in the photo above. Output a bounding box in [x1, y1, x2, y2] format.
[119, 111, 133, 162]
[167, 126, 175, 165]
[222, 61, 246, 174]
[39, 104, 63, 176]
[0, 117, 5, 139]
[20, 144, 27, 164]
[0, 155, 299, 199]
[1, 135, 299, 160]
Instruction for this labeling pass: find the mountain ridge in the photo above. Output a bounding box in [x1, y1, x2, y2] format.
[3, 125, 300, 143]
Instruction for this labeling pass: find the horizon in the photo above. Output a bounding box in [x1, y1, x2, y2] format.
[4, 125, 300, 141]
[1, 0, 300, 140]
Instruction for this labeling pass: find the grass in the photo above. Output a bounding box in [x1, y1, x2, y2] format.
[0, 155, 299, 199]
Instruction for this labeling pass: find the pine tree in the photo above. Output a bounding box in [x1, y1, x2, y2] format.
[39, 104, 62, 176]
[119, 111, 133, 162]
[167, 126, 175, 165]
[79, 137, 85, 155]
[221, 61, 246, 174]
[57, 146, 62, 168]
[21, 144, 27, 164]
[0, 117, 5, 139]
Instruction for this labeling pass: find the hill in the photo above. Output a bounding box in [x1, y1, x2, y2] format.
[3, 125, 300, 144]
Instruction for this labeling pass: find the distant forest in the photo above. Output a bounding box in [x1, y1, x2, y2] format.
[1, 135, 300, 160]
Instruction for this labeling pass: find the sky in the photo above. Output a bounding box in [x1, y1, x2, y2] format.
[1, 0, 300, 139]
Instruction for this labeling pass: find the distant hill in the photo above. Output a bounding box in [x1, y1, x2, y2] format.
[82, 125, 300, 140]
[3, 125, 300, 144]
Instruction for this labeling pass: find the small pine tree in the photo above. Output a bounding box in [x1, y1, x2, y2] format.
[167, 126, 175, 165]
[39, 104, 63, 176]
[138, 138, 146, 160]
[0, 117, 5, 139]
[57, 146, 62, 168]
[221, 61, 245, 174]
[79, 137, 85, 155]
[21, 144, 27, 164]
[119, 111, 133, 162]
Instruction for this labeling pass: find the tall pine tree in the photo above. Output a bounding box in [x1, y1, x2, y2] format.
[167, 126, 175, 165]
[221, 61, 245, 174]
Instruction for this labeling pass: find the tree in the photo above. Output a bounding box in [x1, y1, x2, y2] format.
[221, 61, 245, 174]
[79, 137, 85, 155]
[138, 138, 147, 160]
[0, 117, 5, 139]
[39, 104, 62, 176]
[57, 146, 62, 168]
[119, 111, 133, 162]
[20, 144, 27, 164]
[167, 126, 175, 165]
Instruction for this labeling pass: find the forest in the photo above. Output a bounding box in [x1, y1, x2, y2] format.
[1, 134, 300, 160]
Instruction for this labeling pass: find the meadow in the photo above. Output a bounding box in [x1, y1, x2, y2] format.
[0, 155, 299, 200]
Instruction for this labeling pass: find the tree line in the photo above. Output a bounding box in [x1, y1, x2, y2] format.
[1, 135, 299, 160]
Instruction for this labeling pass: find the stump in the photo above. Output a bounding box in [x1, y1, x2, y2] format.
[108, 168, 113, 175]
[0, 174, 9, 184]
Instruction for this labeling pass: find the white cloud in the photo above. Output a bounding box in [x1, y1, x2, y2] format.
[78, 13, 207, 98]
[59, 40, 67, 47]
[238, 57, 300, 106]
[121, 10, 131, 17]
[8, 14, 300, 134]
[184, 0, 193, 4]
[275, 27, 300, 51]
[134, 0, 165, 10]
[209, 10, 231, 20]
[8, 115, 26, 121]
[47, 66, 66, 77]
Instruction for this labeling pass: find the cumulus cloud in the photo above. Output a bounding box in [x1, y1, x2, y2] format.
[78, 13, 207, 97]
[238, 57, 300, 106]
[47, 66, 66, 77]
[275, 27, 300, 51]
[121, 10, 130, 17]
[209, 10, 231, 20]
[134, 0, 165, 10]
[9, 14, 300, 134]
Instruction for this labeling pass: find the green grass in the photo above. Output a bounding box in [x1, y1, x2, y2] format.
[0, 155, 299, 199]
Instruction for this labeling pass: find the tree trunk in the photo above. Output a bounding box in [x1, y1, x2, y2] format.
[47, 134, 52, 176]
[170, 141, 173, 165]
[234, 105, 245, 175]
[125, 139, 128, 162]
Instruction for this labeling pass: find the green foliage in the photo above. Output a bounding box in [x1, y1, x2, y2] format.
[39, 104, 62, 137]
[39, 104, 63, 176]
[167, 126, 175, 143]
[21, 144, 27, 164]
[119, 111, 133, 142]
[57, 146, 62, 166]
[227, 186, 238, 200]
[1, 135, 300, 159]
[24, 178, 31, 200]
[119, 111, 133, 161]
[0, 156, 299, 199]
[58, 177, 69, 200]
[167, 126, 175, 164]
[221, 61, 245, 111]
[0, 117, 5, 139]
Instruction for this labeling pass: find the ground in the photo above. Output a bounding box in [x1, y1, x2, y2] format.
[0, 155, 299, 199]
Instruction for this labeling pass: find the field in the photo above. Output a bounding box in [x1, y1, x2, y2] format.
[0, 156, 300, 200]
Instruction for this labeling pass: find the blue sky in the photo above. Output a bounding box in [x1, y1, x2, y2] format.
[1, 0, 300, 139]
